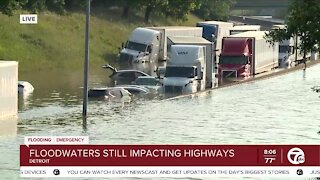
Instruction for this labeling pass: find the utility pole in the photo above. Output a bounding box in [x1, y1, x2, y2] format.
[294, 34, 298, 64]
[83, 0, 90, 124]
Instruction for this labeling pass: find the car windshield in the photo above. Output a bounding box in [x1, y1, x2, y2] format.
[126, 41, 147, 52]
[165, 67, 195, 78]
[108, 89, 122, 97]
[135, 78, 158, 86]
[219, 56, 247, 65]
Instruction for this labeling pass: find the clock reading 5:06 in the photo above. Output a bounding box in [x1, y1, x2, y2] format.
[264, 149, 277, 154]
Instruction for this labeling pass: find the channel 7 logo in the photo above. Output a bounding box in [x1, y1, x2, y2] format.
[287, 147, 305, 165]
[296, 169, 303, 175]
[53, 169, 60, 175]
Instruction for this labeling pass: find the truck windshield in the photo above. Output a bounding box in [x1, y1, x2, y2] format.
[219, 56, 247, 65]
[230, 30, 244, 35]
[279, 45, 290, 53]
[165, 67, 195, 78]
[126, 41, 147, 52]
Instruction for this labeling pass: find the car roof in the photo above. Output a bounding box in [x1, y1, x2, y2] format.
[116, 85, 150, 92]
[117, 70, 149, 75]
[136, 76, 156, 79]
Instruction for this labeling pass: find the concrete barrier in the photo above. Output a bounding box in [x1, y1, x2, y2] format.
[0, 61, 18, 118]
[165, 59, 320, 100]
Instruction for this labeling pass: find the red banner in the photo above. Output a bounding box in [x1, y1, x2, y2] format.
[20, 145, 320, 166]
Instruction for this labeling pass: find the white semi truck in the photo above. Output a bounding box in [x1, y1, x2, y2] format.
[271, 25, 313, 68]
[119, 27, 202, 63]
[167, 36, 217, 88]
[163, 45, 206, 94]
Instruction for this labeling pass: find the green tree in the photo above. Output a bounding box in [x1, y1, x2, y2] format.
[24, 0, 46, 13]
[142, 0, 168, 23]
[0, 0, 26, 15]
[265, 0, 320, 64]
[0, 0, 73, 15]
[193, 0, 235, 21]
[64, 0, 86, 11]
[91, 0, 142, 18]
[45, 0, 65, 14]
[119, 0, 141, 18]
[164, 0, 200, 21]
[141, 0, 200, 23]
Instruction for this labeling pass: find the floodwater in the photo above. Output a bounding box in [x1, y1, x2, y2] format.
[0, 62, 320, 179]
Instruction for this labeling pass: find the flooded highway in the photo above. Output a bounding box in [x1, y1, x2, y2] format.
[0, 63, 320, 179]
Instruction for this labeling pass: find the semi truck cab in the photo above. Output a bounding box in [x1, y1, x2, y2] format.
[272, 25, 294, 67]
[219, 56, 251, 79]
[119, 28, 160, 63]
[163, 45, 205, 94]
[278, 40, 294, 68]
[219, 31, 279, 83]
[219, 38, 252, 81]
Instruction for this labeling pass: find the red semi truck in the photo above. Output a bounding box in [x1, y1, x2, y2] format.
[218, 31, 279, 82]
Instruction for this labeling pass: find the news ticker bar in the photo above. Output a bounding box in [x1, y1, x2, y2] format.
[20, 166, 320, 177]
[20, 145, 320, 166]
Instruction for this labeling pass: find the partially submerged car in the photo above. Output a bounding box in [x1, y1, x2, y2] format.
[102, 64, 150, 84]
[132, 76, 162, 92]
[115, 85, 150, 94]
[88, 87, 132, 99]
[18, 81, 34, 94]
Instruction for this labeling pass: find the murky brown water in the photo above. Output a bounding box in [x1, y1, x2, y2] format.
[0, 63, 320, 179]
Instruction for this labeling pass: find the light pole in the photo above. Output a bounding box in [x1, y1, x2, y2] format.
[83, 0, 90, 128]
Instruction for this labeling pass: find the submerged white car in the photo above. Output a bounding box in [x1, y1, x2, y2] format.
[102, 64, 150, 84]
[132, 76, 162, 92]
[115, 85, 150, 94]
[18, 81, 34, 94]
[88, 87, 132, 99]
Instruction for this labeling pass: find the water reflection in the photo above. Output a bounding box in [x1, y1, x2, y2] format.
[18, 93, 33, 110]
[0, 116, 17, 137]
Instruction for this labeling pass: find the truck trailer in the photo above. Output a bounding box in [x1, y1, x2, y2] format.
[167, 36, 217, 88]
[230, 25, 261, 35]
[196, 21, 234, 57]
[219, 31, 279, 82]
[119, 27, 202, 63]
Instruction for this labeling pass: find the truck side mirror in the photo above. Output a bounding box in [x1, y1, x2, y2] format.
[212, 35, 216, 43]
[147, 45, 152, 53]
[290, 47, 295, 54]
[197, 72, 203, 80]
